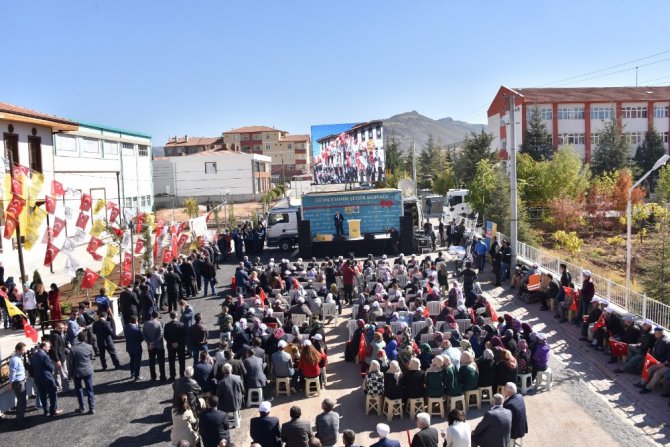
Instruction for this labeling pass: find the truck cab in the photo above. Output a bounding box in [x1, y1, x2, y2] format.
[442, 189, 472, 222]
[266, 206, 300, 251]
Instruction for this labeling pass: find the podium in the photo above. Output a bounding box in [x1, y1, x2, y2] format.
[348, 219, 361, 239]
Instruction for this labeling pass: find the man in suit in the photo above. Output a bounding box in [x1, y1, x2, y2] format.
[69, 331, 96, 414]
[92, 312, 121, 370]
[164, 311, 186, 380]
[250, 401, 281, 447]
[31, 341, 62, 416]
[411, 412, 439, 447]
[119, 285, 140, 326]
[503, 382, 528, 444]
[315, 398, 340, 447]
[48, 322, 69, 391]
[334, 211, 344, 236]
[124, 315, 144, 380]
[370, 423, 401, 447]
[163, 265, 181, 312]
[142, 310, 167, 381]
[472, 394, 513, 447]
[281, 405, 313, 447]
[215, 363, 244, 415]
[199, 395, 230, 447]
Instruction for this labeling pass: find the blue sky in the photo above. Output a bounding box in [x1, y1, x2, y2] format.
[3, 0, 670, 145]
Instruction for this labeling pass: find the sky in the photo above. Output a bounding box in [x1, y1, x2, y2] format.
[3, 0, 670, 145]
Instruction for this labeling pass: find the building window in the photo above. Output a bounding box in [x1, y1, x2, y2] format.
[140, 196, 146, 207]
[252, 133, 261, 140]
[132, 196, 138, 207]
[28, 136, 42, 173]
[621, 106, 648, 119]
[265, 133, 270, 140]
[205, 162, 217, 174]
[361, 132, 366, 141]
[654, 105, 669, 118]
[265, 144, 271, 150]
[242, 134, 249, 141]
[527, 108, 553, 120]
[590, 107, 614, 120]
[103, 140, 118, 156]
[81, 137, 101, 155]
[138, 145, 148, 156]
[558, 133, 585, 145]
[124, 197, 132, 207]
[376, 126, 382, 138]
[56, 134, 78, 155]
[625, 132, 645, 145]
[368, 128, 373, 139]
[661, 132, 669, 144]
[287, 144, 292, 149]
[557, 107, 585, 120]
[122, 142, 135, 154]
[500, 138, 507, 151]
[591, 133, 601, 146]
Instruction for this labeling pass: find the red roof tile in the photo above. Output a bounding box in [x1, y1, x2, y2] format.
[223, 126, 286, 134]
[515, 86, 670, 103]
[280, 134, 310, 142]
[165, 136, 223, 147]
[0, 101, 77, 126]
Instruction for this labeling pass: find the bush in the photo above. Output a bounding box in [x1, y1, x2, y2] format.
[606, 235, 626, 247]
[551, 230, 584, 257]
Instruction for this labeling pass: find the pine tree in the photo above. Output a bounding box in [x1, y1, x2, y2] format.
[417, 136, 443, 189]
[520, 108, 554, 161]
[455, 130, 495, 185]
[634, 128, 666, 186]
[384, 136, 404, 174]
[591, 119, 630, 175]
[639, 207, 670, 304]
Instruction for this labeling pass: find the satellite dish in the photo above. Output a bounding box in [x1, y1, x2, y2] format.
[397, 179, 416, 197]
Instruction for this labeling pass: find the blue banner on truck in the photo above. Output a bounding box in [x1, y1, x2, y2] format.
[302, 189, 403, 239]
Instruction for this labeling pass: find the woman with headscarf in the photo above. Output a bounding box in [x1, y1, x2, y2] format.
[346, 319, 366, 363]
[476, 349, 497, 388]
[458, 351, 479, 391]
[441, 355, 463, 397]
[495, 349, 518, 387]
[448, 281, 463, 309]
[454, 304, 469, 320]
[418, 343, 434, 370]
[425, 356, 445, 398]
[445, 315, 458, 331]
[502, 329, 518, 355]
[384, 338, 398, 362]
[363, 359, 385, 396]
[366, 331, 386, 368]
[468, 326, 484, 358]
[460, 339, 475, 359]
[400, 357, 425, 400]
[429, 332, 444, 349]
[515, 339, 532, 374]
[384, 360, 404, 400]
[531, 333, 550, 379]
[395, 297, 409, 312]
[397, 345, 414, 374]
[48, 283, 62, 322]
[413, 317, 434, 345]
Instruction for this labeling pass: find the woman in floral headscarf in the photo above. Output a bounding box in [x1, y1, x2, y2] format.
[515, 339, 532, 374]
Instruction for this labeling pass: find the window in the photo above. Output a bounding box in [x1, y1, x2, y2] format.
[242, 134, 249, 141]
[138, 145, 148, 156]
[28, 136, 42, 173]
[361, 132, 366, 141]
[590, 107, 614, 120]
[621, 106, 647, 119]
[205, 162, 217, 174]
[56, 134, 78, 154]
[132, 197, 138, 207]
[368, 128, 373, 138]
[122, 142, 135, 154]
[287, 144, 292, 149]
[265, 144, 271, 150]
[268, 212, 288, 226]
[254, 145, 261, 152]
[558, 133, 585, 145]
[591, 133, 601, 146]
[252, 133, 261, 140]
[557, 107, 584, 120]
[103, 140, 118, 156]
[265, 133, 270, 140]
[662, 132, 668, 144]
[81, 137, 100, 155]
[140, 196, 146, 207]
[376, 126, 382, 138]
[500, 138, 507, 150]
[125, 197, 132, 207]
[654, 106, 669, 118]
[146, 195, 151, 206]
[625, 132, 644, 145]
[527, 108, 553, 120]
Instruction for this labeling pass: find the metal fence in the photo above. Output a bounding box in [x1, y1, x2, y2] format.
[498, 232, 670, 329]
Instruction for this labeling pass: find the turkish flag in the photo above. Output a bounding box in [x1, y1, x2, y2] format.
[44, 242, 60, 266]
[135, 213, 145, 233]
[177, 233, 189, 247]
[87, 236, 103, 254]
[80, 268, 100, 289]
[108, 206, 120, 223]
[75, 212, 89, 229]
[172, 234, 179, 258]
[53, 217, 65, 239]
[11, 177, 22, 195]
[23, 320, 38, 343]
[487, 302, 499, 322]
[425, 283, 432, 294]
[609, 340, 629, 357]
[15, 165, 30, 177]
[593, 314, 606, 331]
[162, 248, 173, 264]
[80, 193, 92, 211]
[3, 217, 16, 239]
[123, 251, 132, 271]
[111, 226, 124, 237]
[134, 238, 145, 254]
[170, 223, 178, 235]
[90, 252, 103, 261]
[45, 195, 56, 214]
[106, 201, 117, 210]
[120, 271, 133, 287]
[259, 289, 268, 306]
[7, 194, 26, 218]
[180, 221, 189, 232]
[51, 180, 65, 196]
[642, 353, 660, 381]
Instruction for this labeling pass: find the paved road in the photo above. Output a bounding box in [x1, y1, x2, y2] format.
[0, 249, 667, 446]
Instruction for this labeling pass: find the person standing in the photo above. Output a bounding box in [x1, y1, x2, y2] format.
[9, 342, 28, 427]
[31, 341, 62, 417]
[442, 409, 471, 447]
[143, 310, 167, 381]
[315, 399, 340, 447]
[22, 284, 37, 327]
[92, 312, 122, 370]
[48, 322, 69, 391]
[66, 308, 81, 346]
[124, 315, 144, 380]
[201, 257, 217, 297]
[502, 382, 528, 445]
[164, 266, 181, 312]
[119, 285, 139, 326]
[471, 394, 512, 447]
[370, 423, 401, 447]
[149, 267, 165, 310]
[474, 238, 488, 273]
[48, 283, 62, 323]
[334, 211, 345, 236]
[282, 405, 313, 447]
[69, 331, 96, 414]
[438, 218, 445, 247]
[35, 283, 49, 328]
[411, 412, 439, 447]
[250, 401, 282, 447]
[215, 363, 244, 416]
[199, 395, 231, 447]
[189, 313, 209, 365]
[165, 311, 186, 380]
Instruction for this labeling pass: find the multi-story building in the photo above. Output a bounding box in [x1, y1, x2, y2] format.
[487, 86, 670, 162]
[163, 135, 224, 156]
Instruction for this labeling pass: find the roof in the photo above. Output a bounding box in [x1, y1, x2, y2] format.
[154, 149, 270, 161]
[165, 136, 222, 147]
[223, 126, 286, 134]
[316, 119, 384, 144]
[514, 86, 670, 104]
[280, 134, 310, 142]
[0, 101, 78, 130]
[78, 121, 151, 139]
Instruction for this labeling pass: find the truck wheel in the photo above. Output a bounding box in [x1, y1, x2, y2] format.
[279, 239, 292, 252]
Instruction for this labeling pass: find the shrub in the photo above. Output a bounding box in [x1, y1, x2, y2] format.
[551, 230, 584, 257]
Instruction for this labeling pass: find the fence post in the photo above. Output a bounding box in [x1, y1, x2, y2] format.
[642, 294, 647, 320]
[607, 280, 612, 302]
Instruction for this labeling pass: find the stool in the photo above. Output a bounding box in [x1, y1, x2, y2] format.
[448, 395, 466, 413]
[275, 377, 291, 397]
[305, 377, 321, 397]
[517, 373, 533, 395]
[479, 386, 493, 405]
[407, 397, 425, 419]
[247, 388, 263, 407]
[383, 398, 403, 421]
[535, 369, 553, 391]
[426, 397, 445, 418]
[366, 394, 382, 416]
[514, 437, 525, 446]
[464, 389, 481, 410]
[226, 410, 240, 429]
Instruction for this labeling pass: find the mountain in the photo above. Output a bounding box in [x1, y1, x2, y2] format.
[152, 146, 165, 157]
[383, 110, 486, 151]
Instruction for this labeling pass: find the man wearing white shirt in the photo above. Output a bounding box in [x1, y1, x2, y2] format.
[9, 342, 28, 427]
[22, 284, 37, 326]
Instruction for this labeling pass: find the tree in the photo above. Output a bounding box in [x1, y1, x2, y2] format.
[455, 130, 495, 185]
[634, 128, 666, 187]
[431, 169, 457, 195]
[639, 206, 670, 303]
[468, 159, 497, 213]
[656, 165, 670, 203]
[520, 108, 554, 161]
[417, 136, 444, 189]
[384, 136, 405, 174]
[591, 119, 630, 176]
[183, 197, 199, 218]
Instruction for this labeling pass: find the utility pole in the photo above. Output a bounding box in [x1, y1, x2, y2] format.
[508, 95, 519, 269]
[173, 162, 178, 221]
[635, 66, 639, 87]
[411, 139, 417, 190]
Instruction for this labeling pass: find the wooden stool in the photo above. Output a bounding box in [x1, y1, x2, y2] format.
[305, 377, 321, 397]
[247, 388, 263, 407]
[517, 373, 533, 395]
[464, 389, 481, 410]
[407, 397, 425, 419]
[479, 386, 493, 405]
[383, 397, 403, 421]
[535, 369, 553, 391]
[275, 377, 291, 397]
[426, 396, 445, 418]
[448, 395, 466, 413]
[365, 394, 382, 416]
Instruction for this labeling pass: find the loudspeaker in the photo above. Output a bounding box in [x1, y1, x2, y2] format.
[398, 215, 414, 254]
[298, 220, 312, 258]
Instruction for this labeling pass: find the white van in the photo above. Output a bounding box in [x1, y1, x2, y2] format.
[442, 189, 472, 222]
[266, 206, 300, 251]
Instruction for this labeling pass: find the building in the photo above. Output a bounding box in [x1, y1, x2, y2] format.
[163, 135, 224, 156]
[0, 101, 153, 283]
[487, 86, 670, 162]
[152, 150, 271, 206]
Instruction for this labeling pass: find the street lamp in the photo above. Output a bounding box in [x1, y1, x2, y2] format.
[626, 153, 670, 306]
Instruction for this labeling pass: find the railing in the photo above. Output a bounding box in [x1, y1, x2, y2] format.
[498, 231, 670, 329]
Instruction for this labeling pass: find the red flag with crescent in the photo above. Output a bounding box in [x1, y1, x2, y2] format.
[80, 268, 100, 289]
[134, 238, 145, 254]
[45, 195, 57, 214]
[120, 271, 133, 287]
[106, 201, 117, 210]
[3, 217, 16, 239]
[123, 251, 132, 271]
[171, 234, 179, 258]
[259, 289, 268, 306]
[170, 223, 178, 235]
[108, 206, 120, 223]
[162, 248, 173, 264]
[177, 233, 189, 247]
[75, 212, 89, 229]
[14, 165, 30, 178]
[87, 236, 103, 254]
[52, 216, 66, 238]
[80, 193, 92, 211]
[24, 321, 38, 343]
[11, 177, 22, 196]
[155, 221, 164, 236]
[642, 353, 660, 381]
[180, 221, 189, 232]
[135, 213, 145, 233]
[6, 194, 26, 219]
[44, 242, 60, 266]
[51, 180, 65, 196]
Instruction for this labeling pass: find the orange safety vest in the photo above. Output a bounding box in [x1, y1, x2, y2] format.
[527, 273, 541, 291]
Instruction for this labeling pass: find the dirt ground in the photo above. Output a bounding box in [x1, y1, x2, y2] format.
[155, 201, 266, 225]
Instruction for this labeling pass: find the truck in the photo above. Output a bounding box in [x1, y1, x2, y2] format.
[442, 188, 473, 223]
[266, 197, 301, 252]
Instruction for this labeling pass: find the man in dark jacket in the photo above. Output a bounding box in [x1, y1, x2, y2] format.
[92, 312, 121, 370]
[579, 298, 603, 340]
[281, 405, 313, 447]
[609, 315, 641, 364]
[124, 315, 144, 380]
[638, 327, 670, 393]
[180, 259, 197, 297]
[189, 313, 209, 365]
[199, 395, 230, 447]
[173, 365, 201, 410]
[201, 258, 217, 297]
[456, 262, 478, 295]
[164, 311, 186, 380]
[143, 310, 166, 381]
[69, 331, 96, 414]
[594, 307, 624, 350]
[539, 273, 560, 311]
[163, 266, 181, 312]
[31, 341, 62, 416]
[118, 286, 139, 326]
[472, 394, 512, 447]
[503, 383, 528, 444]
[617, 318, 656, 374]
[48, 322, 70, 391]
[250, 401, 282, 447]
[410, 412, 439, 447]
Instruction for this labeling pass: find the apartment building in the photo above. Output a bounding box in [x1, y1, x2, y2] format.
[163, 136, 224, 156]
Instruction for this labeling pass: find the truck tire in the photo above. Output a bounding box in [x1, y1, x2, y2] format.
[279, 239, 292, 252]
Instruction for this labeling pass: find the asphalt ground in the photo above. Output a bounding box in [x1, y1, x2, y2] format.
[0, 248, 668, 447]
